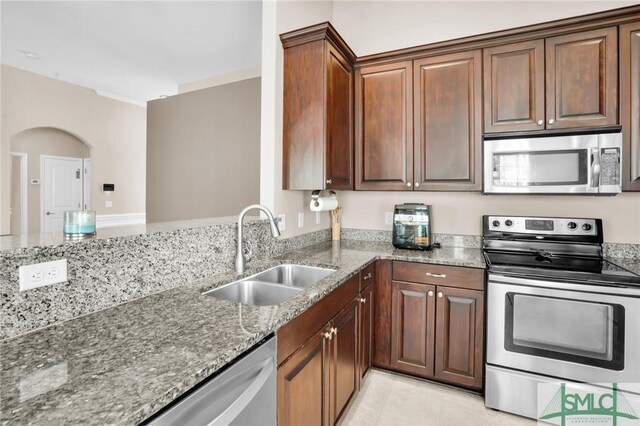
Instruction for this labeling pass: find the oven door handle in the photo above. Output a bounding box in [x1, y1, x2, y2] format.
[488, 273, 639, 297]
[590, 147, 601, 188]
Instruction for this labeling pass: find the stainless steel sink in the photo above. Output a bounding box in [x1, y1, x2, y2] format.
[203, 264, 336, 306]
[204, 280, 302, 306]
[253, 264, 336, 288]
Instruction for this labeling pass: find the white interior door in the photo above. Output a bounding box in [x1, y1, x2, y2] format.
[42, 156, 83, 233]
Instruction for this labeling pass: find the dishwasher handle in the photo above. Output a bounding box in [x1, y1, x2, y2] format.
[210, 358, 274, 426]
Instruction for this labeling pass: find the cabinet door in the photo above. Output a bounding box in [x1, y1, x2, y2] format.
[278, 332, 330, 426]
[434, 287, 484, 389]
[358, 285, 374, 384]
[390, 280, 436, 377]
[545, 27, 618, 129]
[355, 62, 414, 190]
[330, 299, 359, 424]
[621, 21, 640, 191]
[413, 51, 482, 191]
[325, 44, 354, 190]
[373, 260, 392, 369]
[483, 40, 545, 132]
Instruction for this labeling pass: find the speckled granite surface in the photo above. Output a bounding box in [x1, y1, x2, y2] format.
[1, 219, 329, 340]
[608, 257, 640, 276]
[0, 240, 484, 426]
[603, 242, 640, 259]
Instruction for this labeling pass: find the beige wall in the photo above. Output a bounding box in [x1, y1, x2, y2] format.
[0, 65, 146, 235]
[11, 128, 90, 234]
[258, 1, 640, 243]
[146, 77, 261, 223]
[9, 156, 21, 234]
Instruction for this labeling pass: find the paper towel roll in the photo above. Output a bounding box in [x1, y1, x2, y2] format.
[310, 197, 339, 212]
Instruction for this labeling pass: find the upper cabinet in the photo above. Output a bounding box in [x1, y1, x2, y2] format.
[281, 23, 356, 190]
[414, 51, 482, 191]
[484, 27, 618, 133]
[355, 62, 413, 190]
[621, 21, 640, 191]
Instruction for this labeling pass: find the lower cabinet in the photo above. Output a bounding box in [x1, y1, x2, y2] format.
[386, 261, 485, 390]
[277, 268, 373, 426]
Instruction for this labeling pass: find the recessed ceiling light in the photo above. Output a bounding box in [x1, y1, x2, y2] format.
[20, 50, 40, 60]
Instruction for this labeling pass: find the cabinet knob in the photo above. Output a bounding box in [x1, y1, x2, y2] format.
[537, 120, 544, 126]
[428, 290, 434, 297]
[548, 119, 555, 125]
[326, 179, 332, 185]
[407, 182, 412, 187]
[363, 272, 372, 280]
[331, 327, 337, 335]
[437, 292, 443, 298]
[323, 331, 332, 340]
[415, 182, 420, 187]
[359, 297, 367, 304]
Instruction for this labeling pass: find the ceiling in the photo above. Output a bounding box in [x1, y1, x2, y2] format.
[1, 1, 262, 105]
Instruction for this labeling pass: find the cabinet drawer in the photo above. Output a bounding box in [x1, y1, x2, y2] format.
[360, 263, 375, 290]
[392, 261, 484, 290]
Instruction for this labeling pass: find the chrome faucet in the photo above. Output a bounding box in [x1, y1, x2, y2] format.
[235, 204, 281, 274]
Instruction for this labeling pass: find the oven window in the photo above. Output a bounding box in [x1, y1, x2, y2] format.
[505, 293, 624, 370]
[492, 150, 588, 186]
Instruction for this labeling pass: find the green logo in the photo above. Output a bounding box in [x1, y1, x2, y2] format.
[540, 383, 639, 425]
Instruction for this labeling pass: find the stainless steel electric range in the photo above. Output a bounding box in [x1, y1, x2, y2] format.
[482, 215, 640, 420]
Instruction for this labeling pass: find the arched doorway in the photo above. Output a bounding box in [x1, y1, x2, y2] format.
[10, 127, 91, 234]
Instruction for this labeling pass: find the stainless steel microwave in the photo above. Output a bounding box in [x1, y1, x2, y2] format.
[483, 132, 622, 194]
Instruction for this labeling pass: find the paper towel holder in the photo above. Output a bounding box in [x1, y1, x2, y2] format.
[311, 190, 337, 208]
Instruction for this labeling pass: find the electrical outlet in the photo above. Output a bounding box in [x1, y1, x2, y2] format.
[298, 212, 304, 228]
[316, 212, 321, 225]
[278, 214, 286, 232]
[105, 200, 113, 208]
[385, 212, 394, 225]
[19, 259, 68, 291]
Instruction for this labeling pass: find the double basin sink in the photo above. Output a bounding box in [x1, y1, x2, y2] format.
[204, 264, 336, 306]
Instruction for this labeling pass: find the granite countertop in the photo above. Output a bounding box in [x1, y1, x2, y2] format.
[0, 240, 485, 425]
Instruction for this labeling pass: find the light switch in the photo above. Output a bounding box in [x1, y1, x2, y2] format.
[298, 212, 304, 228]
[385, 212, 393, 225]
[278, 214, 286, 232]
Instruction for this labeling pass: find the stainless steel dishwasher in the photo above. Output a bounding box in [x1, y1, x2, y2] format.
[147, 335, 276, 426]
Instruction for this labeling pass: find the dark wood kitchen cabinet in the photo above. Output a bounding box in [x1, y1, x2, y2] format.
[358, 263, 375, 383]
[483, 40, 545, 132]
[621, 21, 640, 191]
[413, 50, 482, 191]
[355, 61, 414, 190]
[277, 273, 364, 426]
[384, 261, 485, 390]
[484, 27, 618, 133]
[281, 23, 356, 190]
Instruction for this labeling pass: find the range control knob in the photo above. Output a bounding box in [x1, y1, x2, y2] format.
[505, 219, 513, 227]
[582, 223, 593, 232]
[492, 220, 501, 228]
[567, 222, 578, 230]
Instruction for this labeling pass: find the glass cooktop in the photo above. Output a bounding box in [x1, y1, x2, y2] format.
[484, 250, 640, 286]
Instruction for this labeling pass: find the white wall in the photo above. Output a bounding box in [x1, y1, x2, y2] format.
[260, 0, 335, 237]
[1, 65, 146, 234]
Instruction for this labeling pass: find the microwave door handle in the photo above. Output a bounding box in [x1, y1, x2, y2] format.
[590, 147, 601, 188]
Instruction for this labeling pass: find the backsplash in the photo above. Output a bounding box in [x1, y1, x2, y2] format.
[0, 220, 329, 340]
[341, 228, 482, 248]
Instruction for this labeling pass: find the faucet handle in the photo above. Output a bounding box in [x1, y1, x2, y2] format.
[243, 240, 254, 262]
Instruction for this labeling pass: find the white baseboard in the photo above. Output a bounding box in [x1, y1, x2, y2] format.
[96, 213, 146, 229]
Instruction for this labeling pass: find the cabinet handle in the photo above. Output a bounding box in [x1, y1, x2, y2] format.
[407, 182, 412, 187]
[537, 120, 544, 126]
[323, 330, 333, 340]
[425, 272, 446, 278]
[437, 292, 443, 298]
[331, 327, 337, 336]
[326, 179, 332, 185]
[363, 272, 372, 280]
[428, 290, 434, 297]
[415, 182, 420, 187]
[359, 297, 367, 304]
[548, 119, 555, 125]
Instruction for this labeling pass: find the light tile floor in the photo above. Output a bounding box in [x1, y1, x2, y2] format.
[340, 370, 536, 426]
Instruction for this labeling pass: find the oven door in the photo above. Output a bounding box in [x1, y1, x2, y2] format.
[487, 274, 640, 390]
[483, 134, 601, 194]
